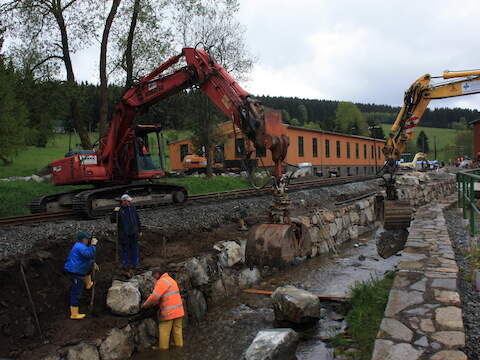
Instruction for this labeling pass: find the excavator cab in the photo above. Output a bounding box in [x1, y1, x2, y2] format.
[132, 124, 166, 178]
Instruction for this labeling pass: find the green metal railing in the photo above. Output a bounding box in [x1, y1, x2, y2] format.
[457, 169, 480, 236]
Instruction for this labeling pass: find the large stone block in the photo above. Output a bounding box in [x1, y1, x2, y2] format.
[106, 280, 141, 316]
[184, 257, 209, 286]
[99, 326, 134, 360]
[66, 343, 100, 360]
[271, 285, 321, 323]
[214, 240, 243, 267]
[244, 328, 299, 360]
[238, 267, 261, 288]
[135, 319, 158, 351]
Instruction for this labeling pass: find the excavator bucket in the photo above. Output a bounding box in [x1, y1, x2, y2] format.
[246, 222, 312, 267]
[383, 200, 413, 230]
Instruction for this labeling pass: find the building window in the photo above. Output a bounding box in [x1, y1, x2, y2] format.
[256, 144, 266, 157]
[325, 139, 330, 158]
[356, 167, 359, 175]
[180, 144, 189, 161]
[371, 144, 374, 159]
[364, 144, 367, 159]
[336, 140, 341, 158]
[364, 166, 367, 174]
[312, 138, 318, 157]
[355, 143, 359, 159]
[347, 167, 351, 176]
[378, 146, 381, 160]
[235, 138, 245, 157]
[346, 142, 351, 159]
[215, 144, 224, 163]
[298, 136, 304, 157]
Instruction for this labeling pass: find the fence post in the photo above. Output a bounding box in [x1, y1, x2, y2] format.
[463, 175, 468, 219]
[470, 177, 476, 236]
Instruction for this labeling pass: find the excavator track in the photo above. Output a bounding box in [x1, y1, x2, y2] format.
[30, 189, 87, 214]
[71, 183, 188, 218]
[383, 200, 413, 230]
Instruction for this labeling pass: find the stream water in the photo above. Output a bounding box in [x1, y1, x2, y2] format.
[134, 228, 399, 360]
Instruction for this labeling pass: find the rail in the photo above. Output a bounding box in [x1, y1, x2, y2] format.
[457, 169, 480, 236]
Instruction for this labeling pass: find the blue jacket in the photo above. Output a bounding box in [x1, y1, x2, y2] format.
[64, 242, 96, 275]
[110, 205, 141, 243]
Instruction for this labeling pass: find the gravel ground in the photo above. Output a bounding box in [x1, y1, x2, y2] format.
[444, 209, 480, 360]
[0, 179, 382, 262]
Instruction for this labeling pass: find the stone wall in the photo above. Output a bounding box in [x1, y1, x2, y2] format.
[42, 174, 457, 360]
[372, 195, 467, 360]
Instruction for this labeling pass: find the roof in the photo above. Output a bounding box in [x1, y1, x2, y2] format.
[469, 118, 480, 125]
[167, 122, 386, 145]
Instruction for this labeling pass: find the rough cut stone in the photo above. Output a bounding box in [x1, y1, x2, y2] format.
[435, 307, 463, 330]
[184, 257, 209, 286]
[372, 342, 423, 360]
[414, 336, 429, 347]
[135, 318, 158, 350]
[238, 267, 261, 288]
[99, 326, 134, 360]
[66, 343, 100, 360]
[430, 350, 467, 360]
[420, 318, 435, 332]
[214, 240, 243, 267]
[431, 331, 465, 348]
[379, 318, 413, 342]
[129, 271, 155, 300]
[244, 328, 299, 360]
[187, 289, 208, 323]
[106, 280, 141, 315]
[433, 289, 460, 305]
[410, 278, 427, 292]
[431, 278, 457, 290]
[385, 290, 424, 317]
[271, 285, 321, 323]
[42, 356, 61, 360]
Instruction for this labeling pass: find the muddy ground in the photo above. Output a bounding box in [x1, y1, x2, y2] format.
[0, 180, 381, 359]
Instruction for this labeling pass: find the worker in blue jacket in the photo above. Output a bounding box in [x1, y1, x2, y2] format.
[64, 231, 99, 319]
[110, 194, 142, 271]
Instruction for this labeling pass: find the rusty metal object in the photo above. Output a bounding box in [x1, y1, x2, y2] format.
[383, 200, 413, 230]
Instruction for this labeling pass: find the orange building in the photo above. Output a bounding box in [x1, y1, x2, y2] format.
[169, 117, 386, 177]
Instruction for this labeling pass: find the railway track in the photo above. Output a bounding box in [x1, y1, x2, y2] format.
[0, 175, 378, 227]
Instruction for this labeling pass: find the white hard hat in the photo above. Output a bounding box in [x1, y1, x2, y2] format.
[121, 194, 133, 201]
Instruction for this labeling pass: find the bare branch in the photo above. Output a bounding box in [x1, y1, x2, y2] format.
[29, 54, 64, 73]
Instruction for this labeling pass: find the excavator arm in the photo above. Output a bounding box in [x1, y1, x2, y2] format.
[101, 47, 289, 184]
[380, 69, 480, 231]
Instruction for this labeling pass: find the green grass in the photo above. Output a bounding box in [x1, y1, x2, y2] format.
[0, 182, 90, 217]
[0, 176, 251, 217]
[381, 124, 457, 161]
[0, 130, 193, 179]
[329, 271, 395, 360]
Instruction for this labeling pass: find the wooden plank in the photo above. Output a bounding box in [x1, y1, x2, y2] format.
[242, 289, 351, 300]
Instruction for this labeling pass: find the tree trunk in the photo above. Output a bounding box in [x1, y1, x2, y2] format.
[53, 0, 91, 149]
[99, 0, 121, 138]
[124, 0, 140, 89]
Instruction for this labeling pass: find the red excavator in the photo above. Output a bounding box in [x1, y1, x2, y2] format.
[32, 48, 289, 218]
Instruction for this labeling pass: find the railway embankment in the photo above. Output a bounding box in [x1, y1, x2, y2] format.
[372, 195, 466, 360]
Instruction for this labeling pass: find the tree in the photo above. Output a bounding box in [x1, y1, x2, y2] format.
[416, 130, 429, 153]
[175, 0, 253, 177]
[303, 121, 321, 130]
[454, 130, 473, 158]
[335, 102, 369, 136]
[1, 0, 98, 149]
[0, 61, 28, 164]
[298, 104, 308, 125]
[98, 0, 122, 138]
[451, 117, 468, 131]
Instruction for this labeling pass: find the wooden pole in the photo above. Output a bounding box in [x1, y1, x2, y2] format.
[20, 262, 45, 343]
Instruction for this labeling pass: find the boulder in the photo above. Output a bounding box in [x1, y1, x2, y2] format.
[135, 318, 158, 350]
[129, 271, 155, 300]
[99, 326, 134, 360]
[244, 328, 299, 360]
[106, 280, 141, 315]
[238, 267, 261, 288]
[184, 257, 209, 286]
[42, 356, 61, 360]
[66, 343, 100, 360]
[214, 240, 243, 267]
[271, 285, 321, 323]
[187, 289, 208, 323]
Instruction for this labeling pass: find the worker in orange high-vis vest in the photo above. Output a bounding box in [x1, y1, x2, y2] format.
[142, 268, 185, 350]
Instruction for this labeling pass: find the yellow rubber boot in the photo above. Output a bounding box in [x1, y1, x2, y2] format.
[84, 275, 94, 290]
[70, 306, 86, 320]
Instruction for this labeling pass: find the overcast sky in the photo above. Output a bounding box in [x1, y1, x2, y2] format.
[73, 0, 480, 110]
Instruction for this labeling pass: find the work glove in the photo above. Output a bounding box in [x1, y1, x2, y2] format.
[91, 237, 98, 246]
[93, 262, 100, 272]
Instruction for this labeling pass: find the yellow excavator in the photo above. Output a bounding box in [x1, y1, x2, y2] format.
[382, 69, 480, 229]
